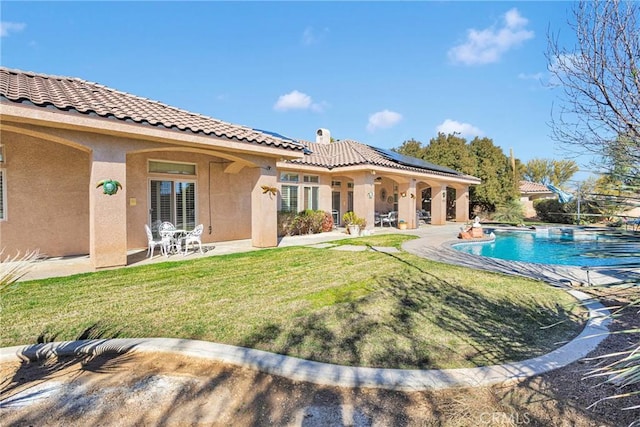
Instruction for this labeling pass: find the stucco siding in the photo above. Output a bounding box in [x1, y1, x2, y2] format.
[126, 151, 254, 251]
[1, 132, 90, 257]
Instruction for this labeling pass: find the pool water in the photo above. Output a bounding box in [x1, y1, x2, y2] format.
[453, 228, 640, 267]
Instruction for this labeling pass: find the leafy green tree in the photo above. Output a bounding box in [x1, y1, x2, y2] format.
[550, 160, 580, 187]
[392, 138, 425, 159]
[422, 133, 476, 176]
[523, 158, 578, 186]
[468, 137, 519, 212]
[523, 158, 554, 184]
[396, 133, 519, 214]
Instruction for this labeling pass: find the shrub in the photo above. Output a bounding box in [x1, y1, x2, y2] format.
[278, 210, 330, 236]
[492, 199, 525, 224]
[342, 211, 366, 228]
[321, 211, 334, 232]
[534, 199, 572, 223]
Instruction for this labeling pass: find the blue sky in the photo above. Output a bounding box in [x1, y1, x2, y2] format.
[1, 1, 582, 168]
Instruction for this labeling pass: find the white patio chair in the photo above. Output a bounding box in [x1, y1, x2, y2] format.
[381, 211, 397, 227]
[158, 221, 180, 256]
[144, 224, 164, 257]
[182, 224, 204, 255]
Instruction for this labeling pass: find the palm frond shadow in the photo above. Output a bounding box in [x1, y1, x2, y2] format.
[1, 322, 138, 403]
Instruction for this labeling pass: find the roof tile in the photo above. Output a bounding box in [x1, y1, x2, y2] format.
[0, 67, 304, 152]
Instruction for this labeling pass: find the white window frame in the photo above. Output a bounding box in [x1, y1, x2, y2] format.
[304, 186, 319, 210]
[280, 185, 299, 213]
[280, 172, 299, 183]
[148, 178, 197, 232]
[0, 169, 5, 221]
[303, 175, 319, 183]
[148, 159, 196, 176]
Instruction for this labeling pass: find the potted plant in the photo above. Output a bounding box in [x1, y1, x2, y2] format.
[343, 211, 366, 236]
[398, 219, 407, 230]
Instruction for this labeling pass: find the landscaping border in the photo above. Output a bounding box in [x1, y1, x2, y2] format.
[0, 290, 609, 391]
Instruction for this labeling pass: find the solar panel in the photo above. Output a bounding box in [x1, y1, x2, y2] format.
[252, 128, 301, 145]
[371, 146, 463, 175]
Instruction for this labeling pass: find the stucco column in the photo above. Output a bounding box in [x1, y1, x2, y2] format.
[251, 160, 278, 247]
[397, 181, 417, 229]
[90, 148, 127, 269]
[431, 184, 448, 225]
[353, 171, 375, 230]
[455, 186, 470, 222]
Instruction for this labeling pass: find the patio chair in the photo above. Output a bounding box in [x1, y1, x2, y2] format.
[182, 224, 204, 255]
[381, 211, 397, 227]
[158, 221, 180, 256]
[144, 224, 164, 257]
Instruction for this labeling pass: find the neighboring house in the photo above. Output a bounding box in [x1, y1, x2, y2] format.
[519, 181, 555, 218]
[0, 68, 480, 269]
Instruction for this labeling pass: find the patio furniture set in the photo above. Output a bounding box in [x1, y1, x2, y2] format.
[145, 222, 204, 257]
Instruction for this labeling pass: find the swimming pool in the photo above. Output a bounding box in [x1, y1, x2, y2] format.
[452, 227, 640, 267]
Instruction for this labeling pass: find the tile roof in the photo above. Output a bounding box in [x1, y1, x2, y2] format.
[520, 181, 552, 193]
[288, 139, 480, 181]
[0, 67, 304, 152]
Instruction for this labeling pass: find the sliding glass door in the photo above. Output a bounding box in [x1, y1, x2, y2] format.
[150, 180, 196, 234]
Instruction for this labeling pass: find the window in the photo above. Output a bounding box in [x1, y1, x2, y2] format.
[281, 185, 298, 212]
[280, 172, 299, 182]
[304, 186, 319, 210]
[150, 180, 196, 231]
[149, 160, 196, 175]
[0, 170, 5, 220]
[303, 175, 319, 183]
[331, 180, 341, 187]
[0, 144, 4, 163]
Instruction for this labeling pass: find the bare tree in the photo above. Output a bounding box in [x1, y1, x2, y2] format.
[547, 0, 640, 175]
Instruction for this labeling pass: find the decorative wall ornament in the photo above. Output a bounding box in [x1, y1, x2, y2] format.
[261, 185, 278, 196]
[380, 188, 387, 201]
[96, 179, 122, 195]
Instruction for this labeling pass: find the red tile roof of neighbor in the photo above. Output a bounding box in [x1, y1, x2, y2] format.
[520, 181, 553, 193]
[0, 67, 304, 152]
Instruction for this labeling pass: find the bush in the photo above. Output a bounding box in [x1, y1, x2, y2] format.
[342, 211, 366, 228]
[277, 210, 331, 236]
[534, 199, 573, 223]
[534, 199, 604, 224]
[491, 199, 525, 224]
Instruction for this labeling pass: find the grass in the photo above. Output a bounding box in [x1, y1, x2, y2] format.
[1, 234, 586, 369]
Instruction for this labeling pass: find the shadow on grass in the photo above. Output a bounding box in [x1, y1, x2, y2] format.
[240, 251, 584, 370]
[0, 322, 137, 406]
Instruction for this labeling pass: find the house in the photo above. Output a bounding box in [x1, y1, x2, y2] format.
[0, 68, 480, 269]
[519, 181, 556, 218]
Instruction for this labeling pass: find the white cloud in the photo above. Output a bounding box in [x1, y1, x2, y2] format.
[436, 119, 483, 137]
[301, 26, 329, 46]
[273, 90, 326, 112]
[517, 72, 543, 80]
[366, 110, 403, 132]
[1, 21, 26, 37]
[448, 8, 533, 65]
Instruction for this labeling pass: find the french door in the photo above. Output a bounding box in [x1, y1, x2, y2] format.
[149, 180, 196, 234]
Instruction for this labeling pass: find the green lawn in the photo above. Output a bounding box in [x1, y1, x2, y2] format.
[1, 234, 586, 369]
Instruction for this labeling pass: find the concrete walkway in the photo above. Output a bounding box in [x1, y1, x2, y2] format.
[2, 223, 613, 391]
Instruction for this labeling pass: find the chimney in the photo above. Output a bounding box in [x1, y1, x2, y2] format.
[316, 128, 331, 144]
